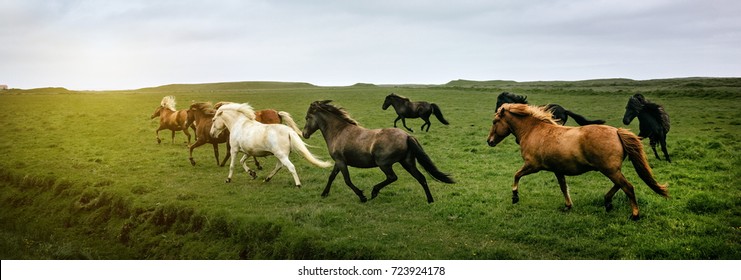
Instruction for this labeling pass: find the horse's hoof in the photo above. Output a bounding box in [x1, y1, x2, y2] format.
[371, 190, 379, 199]
[296, 185, 302, 189]
[512, 196, 519, 204]
[225, 178, 231, 183]
[263, 177, 271, 183]
[359, 196, 368, 203]
[427, 198, 434, 204]
[631, 214, 641, 221]
[157, 139, 161, 144]
[189, 158, 196, 166]
[321, 192, 329, 198]
[562, 205, 572, 212]
[605, 202, 614, 212]
[249, 171, 257, 179]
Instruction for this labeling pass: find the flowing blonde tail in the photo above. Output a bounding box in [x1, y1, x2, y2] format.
[288, 131, 332, 168]
[617, 128, 669, 197]
[278, 111, 303, 135]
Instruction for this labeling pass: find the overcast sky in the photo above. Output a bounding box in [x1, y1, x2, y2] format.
[2, 0, 740, 90]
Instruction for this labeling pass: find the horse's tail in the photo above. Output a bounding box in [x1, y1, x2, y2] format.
[564, 109, 605, 126]
[617, 128, 669, 197]
[277, 111, 303, 135]
[430, 103, 450, 125]
[288, 131, 333, 168]
[407, 136, 455, 184]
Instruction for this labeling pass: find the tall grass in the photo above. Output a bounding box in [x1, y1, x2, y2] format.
[0, 79, 739, 259]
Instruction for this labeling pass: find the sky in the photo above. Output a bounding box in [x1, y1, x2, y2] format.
[1, 0, 740, 90]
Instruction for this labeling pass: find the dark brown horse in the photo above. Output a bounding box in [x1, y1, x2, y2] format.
[487, 103, 668, 220]
[303, 100, 455, 203]
[382, 93, 449, 132]
[623, 93, 671, 162]
[185, 102, 230, 166]
[150, 96, 195, 144]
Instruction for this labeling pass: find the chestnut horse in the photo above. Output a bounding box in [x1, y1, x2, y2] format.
[150, 96, 195, 144]
[185, 102, 231, 166]
[303, 100, 454, 203]
[487, 103, 668, 220]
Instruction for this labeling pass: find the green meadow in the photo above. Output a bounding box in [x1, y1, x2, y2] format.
[0, 78, 739, 259]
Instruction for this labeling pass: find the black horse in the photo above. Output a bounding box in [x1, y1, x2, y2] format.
[623, 93, 671, 162]
[495, 92, 605, 126]
[382, 93, 449, 132]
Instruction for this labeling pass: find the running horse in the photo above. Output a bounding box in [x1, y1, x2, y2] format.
[303, 100, 455, 203]
[382, 93, 449, 132]
[207, 101, 304, 169]
[495, 92, 605, 126]
[150, 96, 195, 144]
[487, 103, 668, 220]
[210, 102, 332, 187]
[623, 93, 671, 162]
[185, 102, 231, 166]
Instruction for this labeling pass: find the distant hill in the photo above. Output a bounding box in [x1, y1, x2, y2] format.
[1, 87, 77, 95]
[137, 81, 317, 93]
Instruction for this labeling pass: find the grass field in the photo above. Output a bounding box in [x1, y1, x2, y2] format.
[0, 78, 739, 259]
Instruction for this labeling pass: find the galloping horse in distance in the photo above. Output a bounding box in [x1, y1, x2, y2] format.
[382, 93, 449, 132]
[185, 102, 231, 166]
[212, 101, 304, 169]
[303, 100, 455, 203]
[623, 93, 671, 162]
[150, 95, 195, 144]
[495, 92, 605, 126]
[487, 103, 668, 220]
[210, 102, 332, 187]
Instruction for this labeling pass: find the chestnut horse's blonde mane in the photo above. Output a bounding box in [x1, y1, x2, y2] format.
[160, 95, 177, 111]
[500, 103, 559, 125]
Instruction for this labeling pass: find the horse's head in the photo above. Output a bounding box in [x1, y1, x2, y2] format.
[382, 94, 394, 110]
[210, 110, 228, 139]
[623, 94, 645, 125]
[496, 92, 527, 111]
[150, 106, 163, 119]
[487, 105, 513, 147]
[303, 100, 331, 139]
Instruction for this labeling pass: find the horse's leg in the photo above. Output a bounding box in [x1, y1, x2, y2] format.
[606, 171, 640, 220]
[400, 159, 434, 203]
[603, 184, 622, 212]
[182, 128, 191, 145]
[512, 164, 540, 204]
[225, 149, 238, 183]
[321, 165, 341, 198]
[155, 128, 163, 144]
[401, 118, 413, 132]
[421, 116, 431, 132]
[393, 116, 402, 128]
[263, 160, 284, 183]
[370, 165, 398, 200]
[239, 155, 257, 179]
[337, 162, 367, 202]
[219, 142, 231, 167]
[555, 173, 572, 211]
[660, 136, 671, 163]
[170, 130, 176, 144]
[187, 139, 206, 166]
[276, 154, 301, 188]
[253, 156, 263, 170]
[211, 143, 219, 166]
[649, 138, 661, 160]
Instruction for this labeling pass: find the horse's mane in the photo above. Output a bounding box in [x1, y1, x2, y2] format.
[630, 94, 670, 132]
[387, 93, 410, 102]
[217, 102, 257, 120]
[501, 103, 558, 125]
[160, 96, 177, 111]
[190, 102, 215, 115]
[497, 92, 528, 104]
[311, 100, 359, 125]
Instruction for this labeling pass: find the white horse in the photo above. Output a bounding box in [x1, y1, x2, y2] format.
[210, 102, 332, 187]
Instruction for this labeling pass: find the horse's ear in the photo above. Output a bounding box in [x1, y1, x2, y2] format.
[320, 100, 332, 105]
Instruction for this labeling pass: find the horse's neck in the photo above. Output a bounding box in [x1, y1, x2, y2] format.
[318, 114, 353, 143]
[508, 116, 549, 144]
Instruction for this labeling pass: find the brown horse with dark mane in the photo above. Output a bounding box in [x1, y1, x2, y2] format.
[150, 96, 195, 144]
[382, 93, 449, 132]
[487, 103, 668, 220]
[185, 102, 230, 166]
[303, 100, 454, 203]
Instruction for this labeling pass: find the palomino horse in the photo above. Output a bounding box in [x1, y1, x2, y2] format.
[210, 103, 332, 187]
[623, 93, 671, 162]
[214, 101, 303, 169]
[487, 103, 668, 220]
[382, 93, 449, 132]
[150, 96, 195, 144]
[185, 102, 231, 166]
[495, 92, 605, 126]
[303, 100, 455, 203]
